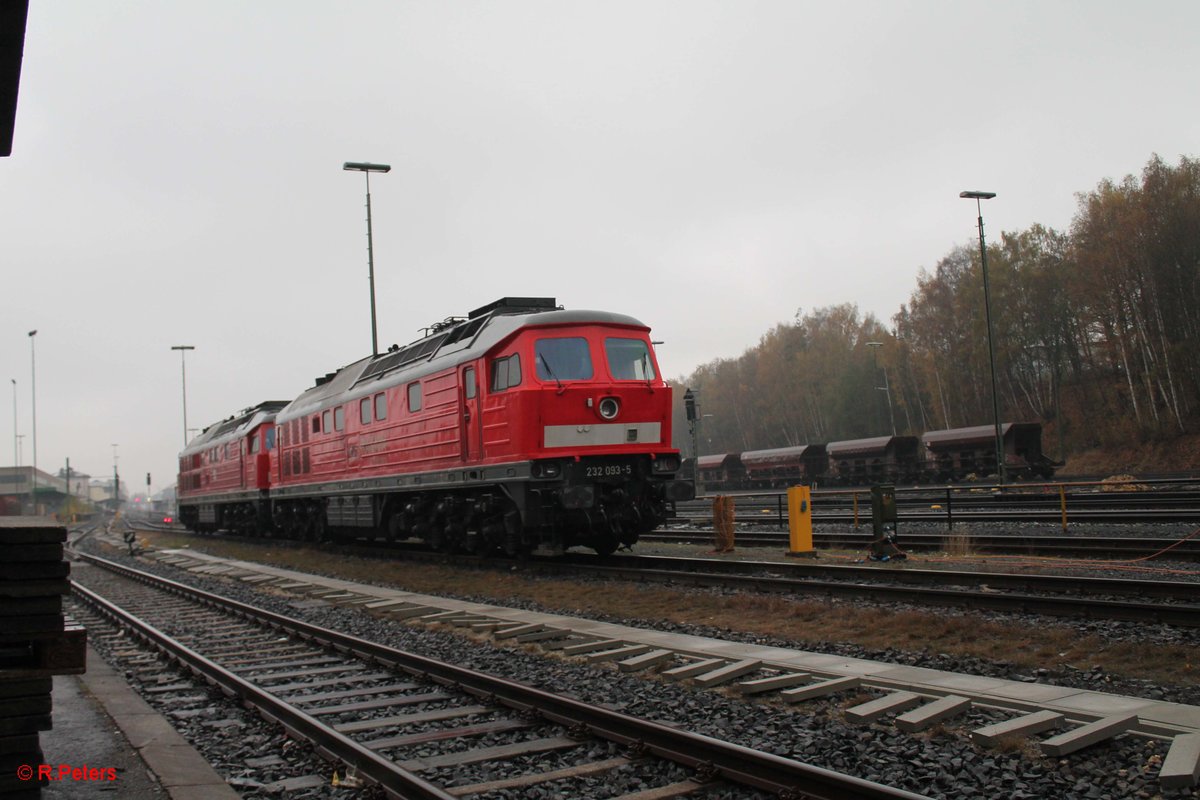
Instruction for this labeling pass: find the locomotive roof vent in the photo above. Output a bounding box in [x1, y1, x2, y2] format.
[468, 297, 558, 320]
[314, 371, 337, 387]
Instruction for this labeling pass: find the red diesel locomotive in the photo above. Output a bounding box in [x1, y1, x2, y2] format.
[177, 297, 694, 555]
[176, 401, 286, 534]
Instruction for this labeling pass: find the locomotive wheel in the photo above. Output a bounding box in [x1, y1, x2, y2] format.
[591, 534, 619, 557]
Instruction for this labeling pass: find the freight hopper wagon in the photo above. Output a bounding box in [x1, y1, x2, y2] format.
[740, 445, 828, 489]
[826, 436, 923, 485]
[922, 423, 1058, 481]
[268, 297, 693, 555]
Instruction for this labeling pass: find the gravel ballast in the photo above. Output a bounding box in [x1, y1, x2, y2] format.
[73, 537, 1197, 799]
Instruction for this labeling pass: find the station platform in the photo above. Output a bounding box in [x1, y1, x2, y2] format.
[37, 646, 237, 800]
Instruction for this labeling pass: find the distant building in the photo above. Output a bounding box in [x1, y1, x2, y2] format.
[88, 477, 128, 508]
[0, 466, 73, 516]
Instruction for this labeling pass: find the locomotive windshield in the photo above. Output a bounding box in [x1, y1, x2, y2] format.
[605, 337, 656, 380]
[535, 337, 594, 381]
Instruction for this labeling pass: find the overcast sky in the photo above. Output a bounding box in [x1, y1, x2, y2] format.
[2, 1, 1197, 497]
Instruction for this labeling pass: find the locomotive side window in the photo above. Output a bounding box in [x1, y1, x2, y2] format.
[311, 416, 319, 436]
[334, 406, 345, 432]
[605, 338, 656, 381]
[265, 428, 275, 450]
[464, 367, 476, 399]
[535, 337, 592, 381]
[408, 382, 422, 412]
[374, 392, 387, 421]
[491, 354, 522, 391]
[322, 410, 332, 433]
[360, 398, 371, 426]
[250, 436, 260, 454]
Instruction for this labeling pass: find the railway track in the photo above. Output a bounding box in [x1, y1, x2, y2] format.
[70, 543, 1200, 793]
[128, 512, 1200, 561]
[644, 528, 1200, 560]
[69, 551, 927, 800]
[537, 553, 1200, 627]
[117, 519, 1200, 622]
[676, 488, 1200, 526]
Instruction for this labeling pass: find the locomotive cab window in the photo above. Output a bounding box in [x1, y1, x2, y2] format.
[322, 410, 332, 433]
[374, 392, 387, 421]
[360, 398, 371, 426]
[407, 382, 422, 412]
[464, 367, 476, 399]
[491, 354, 522, 391]
[605, 338, 656, 381]
[334, 406, 345, 432]
[535, 337, 593, 382]
[265, 428, 276, 450]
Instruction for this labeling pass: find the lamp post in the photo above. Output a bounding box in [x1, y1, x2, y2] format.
[343, 161, 391, 357]
[866, 342, 897, 436]
[10, 378, 15, 470]
[111, 443, 120, 509]
[960, 190, 1004, 484]
[170, 346, 195, 447]
[28, 330, 37, 512]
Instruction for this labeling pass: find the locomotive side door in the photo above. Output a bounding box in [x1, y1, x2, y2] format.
[460, 366, 482, 461]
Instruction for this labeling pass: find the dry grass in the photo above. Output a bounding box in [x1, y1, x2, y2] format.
[943, 530, 974, 557]
[989, 733, 1045, 759]
[129, 531, 1198, 689]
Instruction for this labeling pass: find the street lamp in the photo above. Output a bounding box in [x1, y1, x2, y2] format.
[170, 346, 195, 447]
[111, 443, 120, 508]
[343, 161, 391, 357]
[866, 342, 897, 436]
[960, 190, 1004, 484]
[10, 378, 15, 471]
[28, 330, 37, 512]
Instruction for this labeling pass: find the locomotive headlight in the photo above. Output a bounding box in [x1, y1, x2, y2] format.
[598, 397, 620, 420]
[653, 454, 680, 473]
[531, 461, 561, 479]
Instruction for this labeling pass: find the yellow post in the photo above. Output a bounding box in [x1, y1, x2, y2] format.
[787, 485, 816, 558]
[1059, 484, 1067, 533]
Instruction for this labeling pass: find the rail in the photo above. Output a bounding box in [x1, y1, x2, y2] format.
[71, 551, 930, 800]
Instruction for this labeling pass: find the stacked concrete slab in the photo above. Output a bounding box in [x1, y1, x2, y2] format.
[0, 518, 86, 799]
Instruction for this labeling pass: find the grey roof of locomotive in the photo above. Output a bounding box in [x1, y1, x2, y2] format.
[275, 307, 649, 424]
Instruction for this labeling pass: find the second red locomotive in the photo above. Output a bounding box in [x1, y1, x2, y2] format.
[178, 297, 694, 555]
